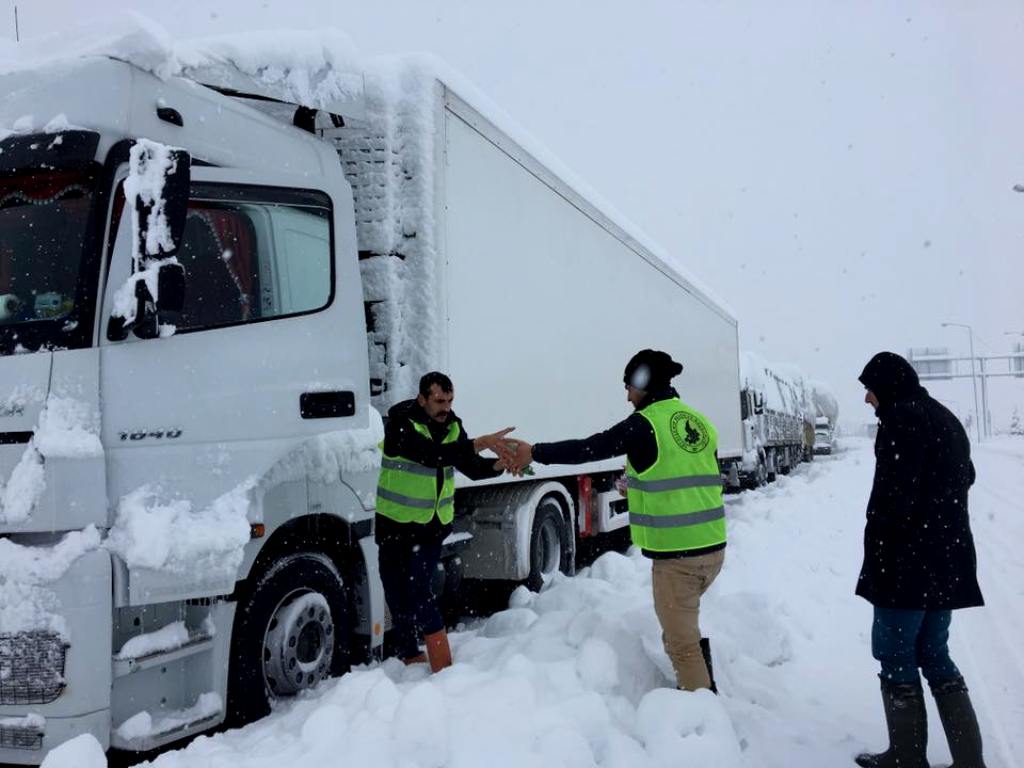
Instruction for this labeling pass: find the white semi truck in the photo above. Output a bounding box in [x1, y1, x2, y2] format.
[0, 49, 742, 763]
[737, 353, 816, 486]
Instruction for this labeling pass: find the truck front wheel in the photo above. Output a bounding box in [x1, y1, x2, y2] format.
[226, 552, 350, 726]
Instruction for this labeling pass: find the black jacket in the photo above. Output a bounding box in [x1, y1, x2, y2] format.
[856, 352, 984, 610]
[376, 399, 502, 546]
[532, 387, 725, 559]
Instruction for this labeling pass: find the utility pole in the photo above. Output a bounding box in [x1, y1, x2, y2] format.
[13, 4, 19, 42]
[942, 322, 982, 442]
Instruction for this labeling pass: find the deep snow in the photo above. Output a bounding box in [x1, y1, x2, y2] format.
[39, 436, 1018, 768]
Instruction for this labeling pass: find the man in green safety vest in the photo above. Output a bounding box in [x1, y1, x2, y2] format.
[377, 371, 514, 672]
[505, 349, 726, 692]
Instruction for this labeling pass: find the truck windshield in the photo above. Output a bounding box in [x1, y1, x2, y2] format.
[0, 170, 94, 351]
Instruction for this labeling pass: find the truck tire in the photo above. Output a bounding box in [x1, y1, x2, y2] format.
[745, 452, 769, 490]
[525, 498, 571, 592]
[226, 552, 350, 726]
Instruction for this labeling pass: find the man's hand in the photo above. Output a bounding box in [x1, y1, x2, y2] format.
[498, 438, 533, 476]
[474, 427, 516, 455]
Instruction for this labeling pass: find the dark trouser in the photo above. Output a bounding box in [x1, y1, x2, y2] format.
[378, 532, 444, 661]
[871, 607, 961, 685]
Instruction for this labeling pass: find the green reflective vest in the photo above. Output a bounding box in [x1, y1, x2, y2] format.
[626, 397, 726, 553]
[376, 419, 460, 525]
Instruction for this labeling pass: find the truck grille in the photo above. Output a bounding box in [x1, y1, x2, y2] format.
[0, 631, 67, 705]
[0, 725, 44, 751]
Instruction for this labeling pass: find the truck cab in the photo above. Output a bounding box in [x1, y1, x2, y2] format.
[1, 56, 383, 763]
[813, 416, 836, 455]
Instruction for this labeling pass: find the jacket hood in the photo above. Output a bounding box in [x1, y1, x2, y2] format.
[858, 352, 923, 406]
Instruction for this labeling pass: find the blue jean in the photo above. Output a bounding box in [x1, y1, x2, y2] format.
[871, 607, 961, 685]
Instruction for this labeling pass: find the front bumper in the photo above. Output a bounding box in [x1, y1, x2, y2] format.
[0, 547, 112, 765]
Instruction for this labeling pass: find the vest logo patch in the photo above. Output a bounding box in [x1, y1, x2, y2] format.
[670, 411, 709, 453]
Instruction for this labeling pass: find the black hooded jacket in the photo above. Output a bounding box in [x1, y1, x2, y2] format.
[376, 399, 502, 545]
[856, 352, 984, 609]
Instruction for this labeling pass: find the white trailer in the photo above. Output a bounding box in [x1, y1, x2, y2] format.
[331, 74, 743, 582]
[0, 49, 740, 764]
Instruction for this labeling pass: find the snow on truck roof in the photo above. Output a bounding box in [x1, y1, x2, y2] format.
[0, 17, 734, 319]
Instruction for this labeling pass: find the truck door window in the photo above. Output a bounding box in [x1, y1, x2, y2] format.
[110, 184, 333, 333]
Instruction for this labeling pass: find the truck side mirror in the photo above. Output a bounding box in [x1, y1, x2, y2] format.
[108, 141, 191, 342]
[131, 143, 191, 262]
[156, 262, 186, 314]
[106, 263, 187, 341]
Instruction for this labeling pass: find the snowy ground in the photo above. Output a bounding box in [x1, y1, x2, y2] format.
[46, 437, 1023, 768]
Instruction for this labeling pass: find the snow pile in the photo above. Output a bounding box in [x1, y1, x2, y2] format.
[0, 17, 362, 111]
[106, 480, 254, 578]
[333, 59, 441, 407]
[115, 620, 190, 661]
[0, 713, 45, 728]
[138, 548, 742, 768]
[0, 394, 101, 524]
[176, 30, 363, 112]
[0, 384, 45, 419]
[261, 405, 383, 509]
[40, 733, 107, 768]
[0, 526, 102, 635]
[116, 693, 223, 743]
[34, 395, 103, 459]
[0, 442, 44, 524]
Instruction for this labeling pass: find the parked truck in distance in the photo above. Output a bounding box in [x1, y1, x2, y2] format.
[0, 41, 745, 764]
[736, 353, 818, 486]
[811, 383, 840, 455]
[814, 416, 837, 455]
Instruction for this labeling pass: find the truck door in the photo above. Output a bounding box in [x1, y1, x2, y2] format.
[98, 167, 368, 601]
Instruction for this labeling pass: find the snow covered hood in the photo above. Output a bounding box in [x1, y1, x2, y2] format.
[0, 18, 366, 124]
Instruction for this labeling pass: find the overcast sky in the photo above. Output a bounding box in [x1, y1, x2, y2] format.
[7, 0, 1024, 429]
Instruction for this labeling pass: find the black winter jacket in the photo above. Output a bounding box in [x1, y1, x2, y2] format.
[856, 352, 984, 610]
[375, 399, 502, 547]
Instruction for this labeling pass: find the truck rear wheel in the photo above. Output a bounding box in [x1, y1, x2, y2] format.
[226, 552, 350, 726]
[525, 498, 571, 592]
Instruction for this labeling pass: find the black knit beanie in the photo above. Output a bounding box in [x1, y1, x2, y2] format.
[623, 349, 683, 391]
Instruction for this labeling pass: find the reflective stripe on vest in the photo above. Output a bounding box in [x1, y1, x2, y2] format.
[376, 419, 460, 525]
[626, 398, 726, 553]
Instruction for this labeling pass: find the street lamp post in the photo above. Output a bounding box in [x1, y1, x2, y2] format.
[942, 322, 982, 442]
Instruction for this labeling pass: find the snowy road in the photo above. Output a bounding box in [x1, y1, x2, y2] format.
[709, 437, 1023, 768]
[47, 437, 1023, 768]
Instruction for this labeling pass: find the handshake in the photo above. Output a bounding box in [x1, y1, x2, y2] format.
[474, 428, 535, 477]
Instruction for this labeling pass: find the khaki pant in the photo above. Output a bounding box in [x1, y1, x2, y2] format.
[651, 548, 725, 691]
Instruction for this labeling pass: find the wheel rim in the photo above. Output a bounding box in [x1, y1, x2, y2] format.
[538, 514, 562, 580]
[262, 590, 334, 697]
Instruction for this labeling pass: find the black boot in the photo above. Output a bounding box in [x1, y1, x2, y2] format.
[700, 637, 717, 694]
[855, 679, 929, 768]
[931, 676, 986, 768]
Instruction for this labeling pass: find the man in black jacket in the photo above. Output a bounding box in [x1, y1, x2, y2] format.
[376, 371, 512, 671]
[855, 351, 987, 768]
